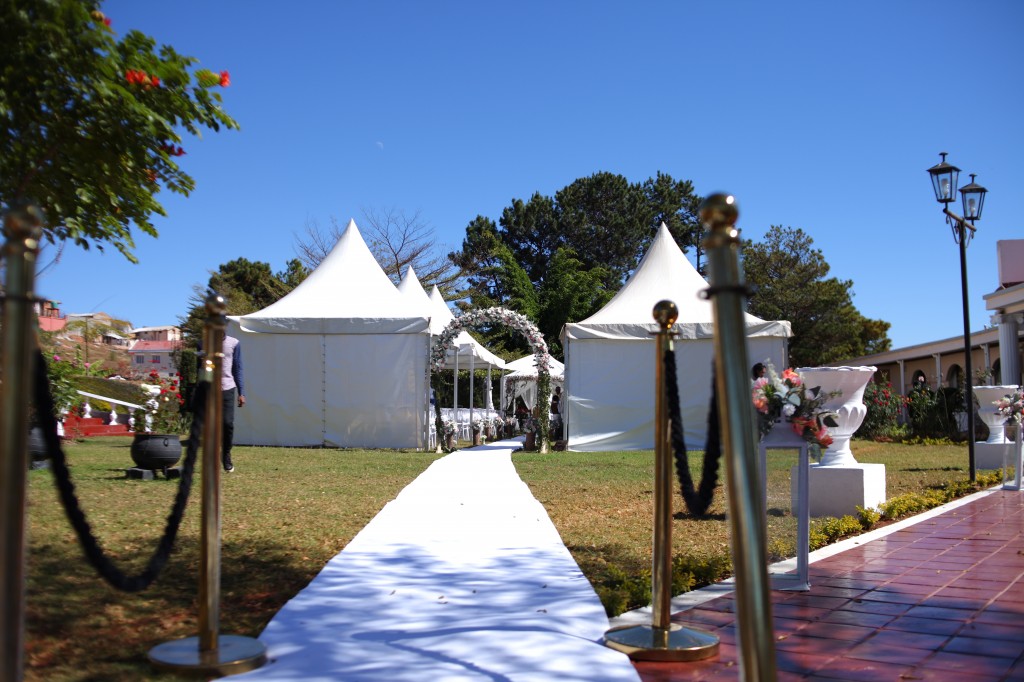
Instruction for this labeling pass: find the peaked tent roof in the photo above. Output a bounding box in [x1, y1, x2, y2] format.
[396, 265, 438, 330]
[562, 223, 792, 341]
[236, 219, 429, 334]
[411, 280, 505, 369]
[504, 354, 565, 380]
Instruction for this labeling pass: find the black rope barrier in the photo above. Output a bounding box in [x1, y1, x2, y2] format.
[32, 348, 203, 592]
[664, 349, 722, 517]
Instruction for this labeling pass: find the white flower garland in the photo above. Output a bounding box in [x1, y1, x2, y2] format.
[430, 306, 551, 452]
[430, 306, 550, 374]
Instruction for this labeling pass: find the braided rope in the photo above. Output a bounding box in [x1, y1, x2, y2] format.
[33, 349, 202, 592]
[664, 349, 722, 517]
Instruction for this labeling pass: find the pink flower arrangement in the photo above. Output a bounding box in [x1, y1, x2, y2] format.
[752, 361, 839, 449]
[994, 389, 1024, 425]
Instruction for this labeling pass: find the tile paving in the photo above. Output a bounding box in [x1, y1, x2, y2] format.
[631, 489, 1024, 681]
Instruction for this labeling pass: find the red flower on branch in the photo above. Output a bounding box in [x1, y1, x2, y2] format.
[219, 71, 231, 87]
[126, 69, 159, 88]
[160, 144, 186, 157]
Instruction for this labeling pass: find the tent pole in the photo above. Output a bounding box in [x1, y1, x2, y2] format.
[486, 366, 493, 413]
[469, 355, 475, 437]
[453, 352, 459, 428]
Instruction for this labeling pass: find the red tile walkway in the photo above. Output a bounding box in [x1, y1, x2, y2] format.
[632, 489, 1024, 681]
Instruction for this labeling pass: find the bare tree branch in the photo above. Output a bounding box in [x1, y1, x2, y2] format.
[294, 208, 463, 297]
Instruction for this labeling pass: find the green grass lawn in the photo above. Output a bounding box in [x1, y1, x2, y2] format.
[25, 438, 443, 682]
[23, 437, 988, 681]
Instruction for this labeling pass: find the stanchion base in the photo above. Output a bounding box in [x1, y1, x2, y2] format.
[604, 623, 720, 661]
[148, 634, 267, 676]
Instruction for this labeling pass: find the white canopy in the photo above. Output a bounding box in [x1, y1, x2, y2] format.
[230, 219, 429, 448]
[238, 219, 428, 335]
[502, 354, 565, 411]
[561, 222, 791, 451]
[503, 354, 565, 378]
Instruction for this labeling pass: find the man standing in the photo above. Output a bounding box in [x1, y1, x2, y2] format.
[220, 335, 245, 472]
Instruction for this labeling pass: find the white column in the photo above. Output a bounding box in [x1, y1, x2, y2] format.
[486, 366, 494, 412]
[983, 343, 992, 384]
[469, 355, 475, 432]
[933, 353, 942, 387]
[897, 359, 907, 424]
[995, 313, 1022, 386]
[453, 352, 459, 416]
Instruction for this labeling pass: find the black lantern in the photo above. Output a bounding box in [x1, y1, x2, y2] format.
[959, 174, 987, 222]
[927, 152, 960, 204]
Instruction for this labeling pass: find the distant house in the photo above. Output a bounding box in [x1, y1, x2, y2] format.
[64, 312, 133, 343]
[128, 327, 182, 378]
[838, 240, 1024, 396]
[130, 325, 182, 342]
[35, 299, 67, 333]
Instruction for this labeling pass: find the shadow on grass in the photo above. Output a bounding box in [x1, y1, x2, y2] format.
[673, 511, 726, 521]
[26, 536, 319, 682]
[904, 466, 963, 472]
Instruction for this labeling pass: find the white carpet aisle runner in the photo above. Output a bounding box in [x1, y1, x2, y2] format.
[232, 439, 641, 681]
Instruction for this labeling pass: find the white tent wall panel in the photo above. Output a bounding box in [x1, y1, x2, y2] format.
[566, 335, 786, 452]
[322, 334, 427, 449]
[230, 322, 428, 448]
[232, 330, 326, 447]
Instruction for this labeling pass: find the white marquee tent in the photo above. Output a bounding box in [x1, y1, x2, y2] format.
[560, 223, 792, 451]
[228, 220, 430, 448]
[501, 354, 565, 412]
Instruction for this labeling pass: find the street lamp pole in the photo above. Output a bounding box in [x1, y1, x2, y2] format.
[927, 153, 988, 483]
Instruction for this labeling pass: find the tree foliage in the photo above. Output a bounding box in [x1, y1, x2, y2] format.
[450, 171, 701, 358]
[0, 0, 238, 261]
[742, 225, 890, 367]
[178, 257, 306, 347]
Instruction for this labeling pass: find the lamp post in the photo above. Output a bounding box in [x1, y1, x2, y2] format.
[926, 152, 988, 482]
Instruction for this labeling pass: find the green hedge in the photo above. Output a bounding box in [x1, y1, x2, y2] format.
[70, 377, 150, 413]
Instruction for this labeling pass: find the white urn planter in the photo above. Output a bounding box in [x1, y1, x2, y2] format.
[793, 365, 883, 518]
[796, 366, 877, 466]
[974, 385, 1020, 444]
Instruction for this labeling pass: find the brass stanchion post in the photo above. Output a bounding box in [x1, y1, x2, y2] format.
[0, 204, 43, 682]
[148, 293, 266, 675]
[702, 194, 777, 681]
[604, 301, 720, 661]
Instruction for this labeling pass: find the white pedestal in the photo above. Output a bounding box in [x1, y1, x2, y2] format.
[976, 441, 1015, 470]
[793, 463, 886, 518]
[974, 385, 1020, 444]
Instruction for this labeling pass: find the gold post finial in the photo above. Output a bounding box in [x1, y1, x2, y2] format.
[204, 291, 227, 323]
[2, 202, 45, 242]
[653, 300, 679, 331]
[699, 193, 739, 230]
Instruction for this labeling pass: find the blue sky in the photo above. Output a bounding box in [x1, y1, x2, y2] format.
[37, 0, 1023, 351]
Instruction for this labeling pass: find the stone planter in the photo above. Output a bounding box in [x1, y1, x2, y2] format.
[974, 385, 1020, 444]
[130, 433, 183, 471]
[796, 366, 876, 467]
[28, 426, 51, 470]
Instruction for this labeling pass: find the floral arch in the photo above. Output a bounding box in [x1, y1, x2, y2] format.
[430, 307, 551, 454]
